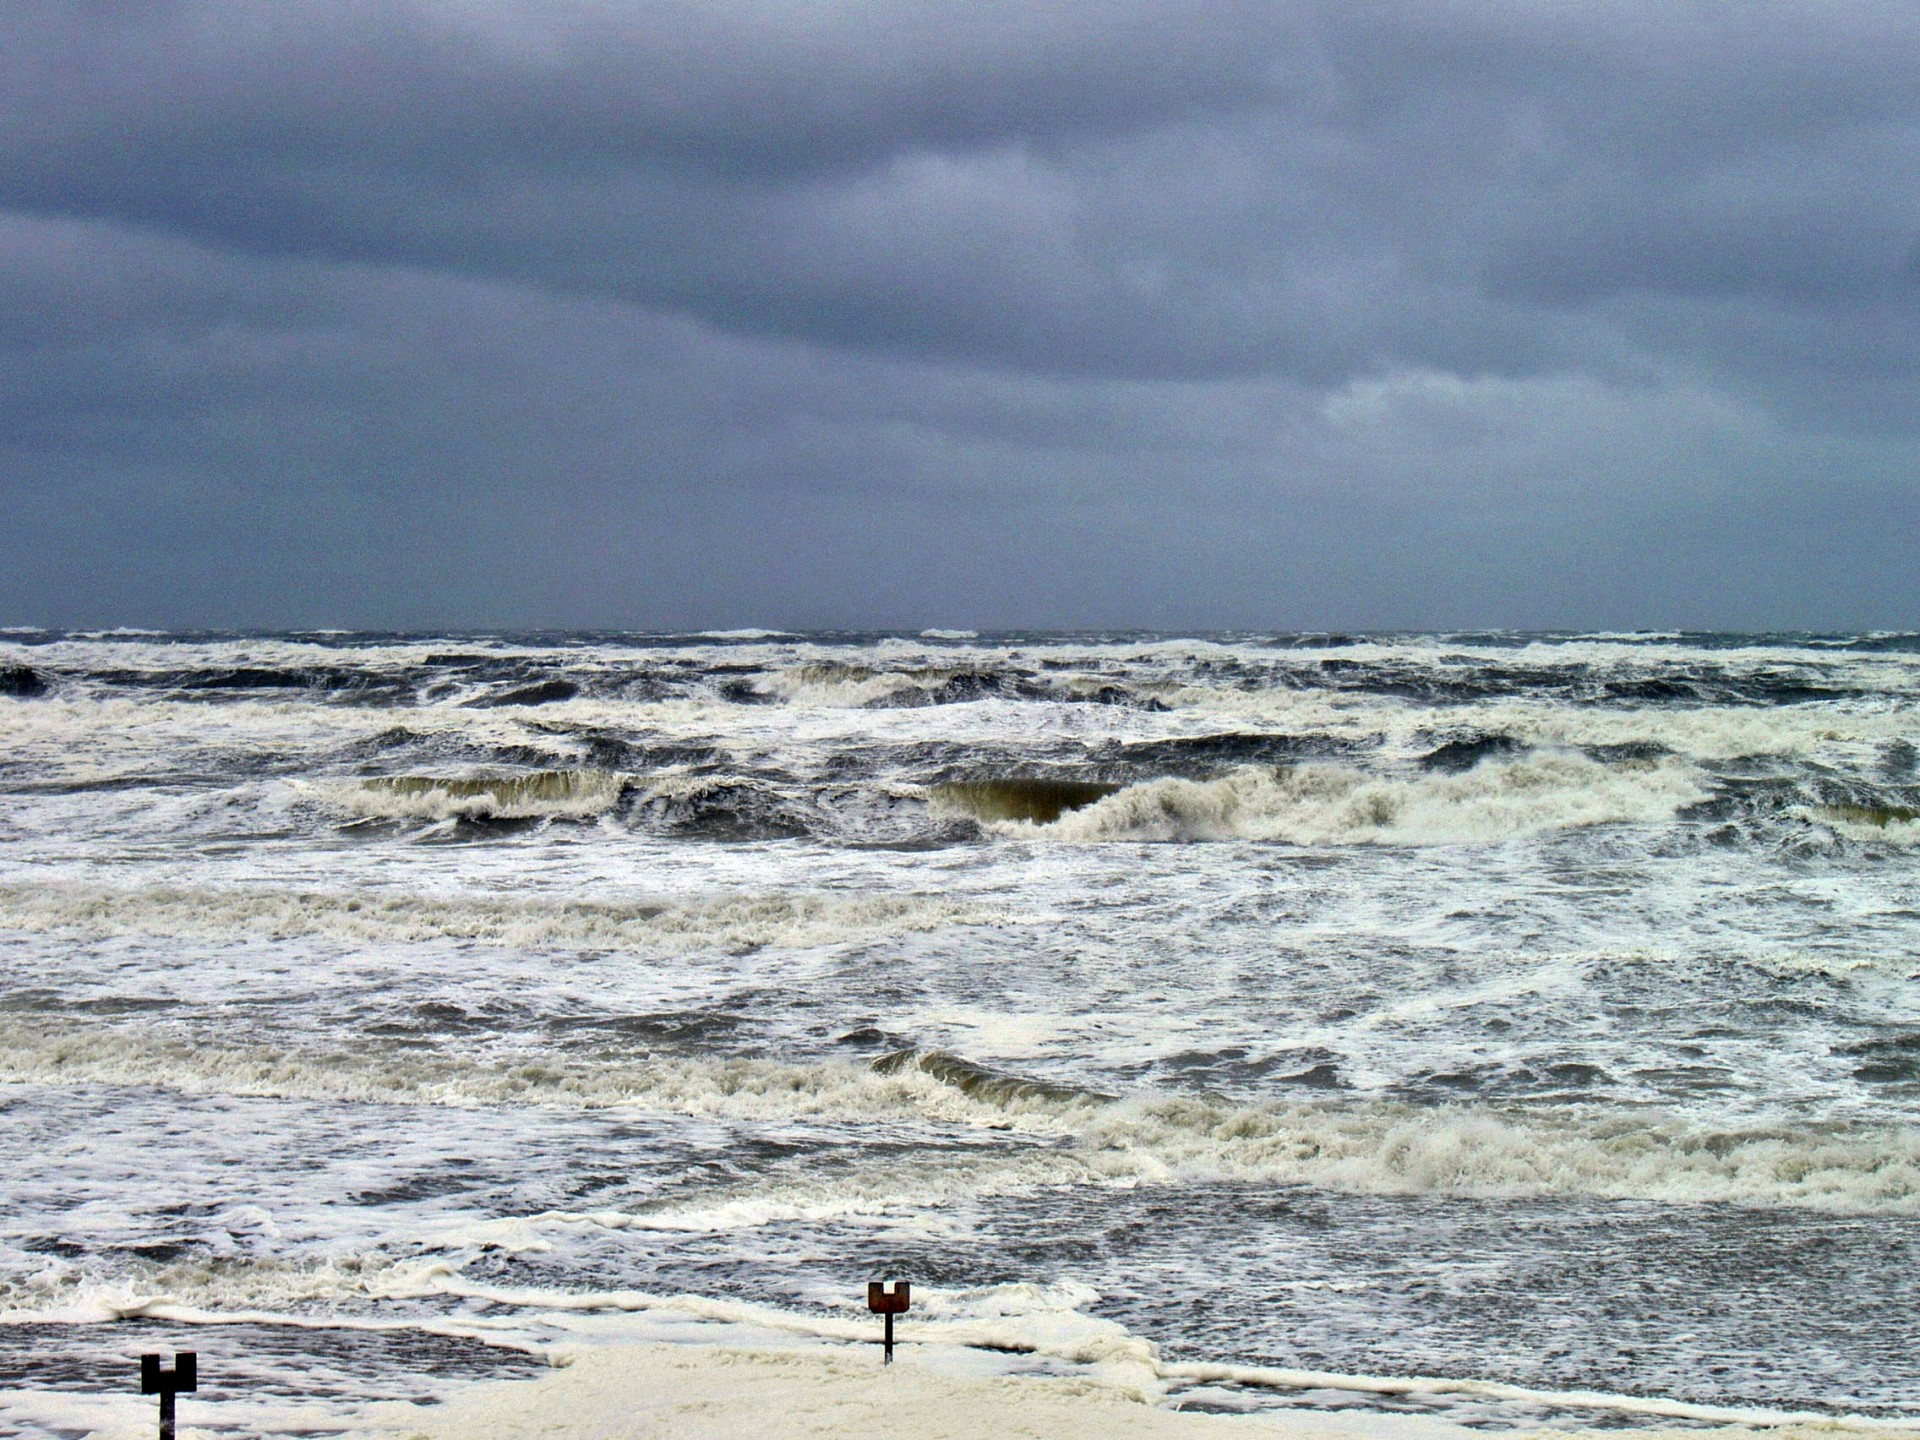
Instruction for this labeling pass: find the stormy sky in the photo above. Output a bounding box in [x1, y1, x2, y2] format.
[3, 1, 1917, 631]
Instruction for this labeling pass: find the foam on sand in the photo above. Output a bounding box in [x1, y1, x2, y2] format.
[363, 1342, 1447, 1440]
[366, 1342, 1918, 1440]
[19, 1271, 1920, 1438]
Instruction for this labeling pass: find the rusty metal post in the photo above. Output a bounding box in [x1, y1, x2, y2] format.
[867, 1280, 910, 1364]
[140, 1352, 197, 1440]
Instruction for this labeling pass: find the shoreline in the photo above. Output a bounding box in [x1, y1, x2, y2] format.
[367, 1342, 1497, 1440]
[18, 1305, 1920, 1440]
[363, 1341, 1920, 1440]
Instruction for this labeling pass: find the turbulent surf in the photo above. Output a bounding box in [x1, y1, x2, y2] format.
[3, 629, 1919, 1435]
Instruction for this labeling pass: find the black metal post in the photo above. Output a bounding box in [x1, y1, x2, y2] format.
[866, 1279, 910, 1365]
[140, 1352, 197, 1440]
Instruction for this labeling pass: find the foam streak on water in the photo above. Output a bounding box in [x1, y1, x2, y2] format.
[3, 630, 1919, 1436]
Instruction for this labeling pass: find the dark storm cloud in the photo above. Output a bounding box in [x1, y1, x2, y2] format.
[3, 0, 1307, 176]
[5, 1, 1916, 386]
[2, 1, 1917, 627]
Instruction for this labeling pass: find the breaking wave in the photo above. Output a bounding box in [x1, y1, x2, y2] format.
[761, 663, 1019, 709]
[930, 778, 1121, 825]
[305, 769, 626, 821]
[871, 1046, 1113, 1108]
[0, 882, 982, 954]
[1012, 753, 1708, 844]
[8, 1023, 1920, 1214]
[626, 773, 816, 841]
[1814, 802, 1920, 844]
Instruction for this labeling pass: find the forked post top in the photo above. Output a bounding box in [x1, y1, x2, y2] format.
[139, 1353, 197, 1395]
[867, 1280, 911, 1314]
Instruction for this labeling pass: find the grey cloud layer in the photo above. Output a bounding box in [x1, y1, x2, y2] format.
[2, 1, 1917, 626]
[8, 1, 1917, 388]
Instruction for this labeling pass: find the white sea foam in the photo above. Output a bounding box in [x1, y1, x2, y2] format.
[0, 881, 982, 954]
[1811, 803, 1920, 846]
[1076, 1092, 1920, 1212]
[0, 1250, 441, 1325]
[6, 1305, 1908, 1440]
[757, 662, 929, 708]
[1510, 704, 1909, 760]
[232, 1295, 1920, 1435]
[302, 770, 628, 821]
[9, 630, 1920, 1433]
[1013, 754, 1706, 845]
[1148, 687, 1912, 760]
[382, 1284, 1888, 1431]
[436, 1148, 1088, 1240]
[9, 1021, 1920, 1214]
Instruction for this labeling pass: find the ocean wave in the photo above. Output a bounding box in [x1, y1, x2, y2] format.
[761, 663, 1029, 709]
[1075, 1092, 1920, 1212]
[458, 1147, 1093, 1238]
[1813, 802, 1920, 845]
[1005, 754, 1706, 844]
[0, 1250, 440, 1325]
[871, 1047, 1114, 1108]
[300, 769, 627, 821]
[0, 1020, 1036, 1126]
[8, 1023, 1920, 1214]
[750, 659, 1157, 711]
[876, 1047, 1920, 1212]
[754, 662, 905, 708]
[929, 778, 1121, 825]
[0, 663, 48, 698]
[626, 773, 817, 841]
[0, 882, 982, 954]
[1155, 682, 1911, 753]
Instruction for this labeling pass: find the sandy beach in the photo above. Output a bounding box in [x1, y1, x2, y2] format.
[371, 1343, 1918, 1440]
[383, 1343, 1346, 1440]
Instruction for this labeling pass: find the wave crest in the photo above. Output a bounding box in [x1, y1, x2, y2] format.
[1017, 754, 1706, 844]
[8, 1023, 1920, 1214]
[306, 769, 626, 821]
[0, 882, 982, 954]
[930, 778, 1121, 825]
[1815, 802, 1920, 845]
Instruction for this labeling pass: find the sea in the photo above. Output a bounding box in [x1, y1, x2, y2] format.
[2, 628, 1918, 1438]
